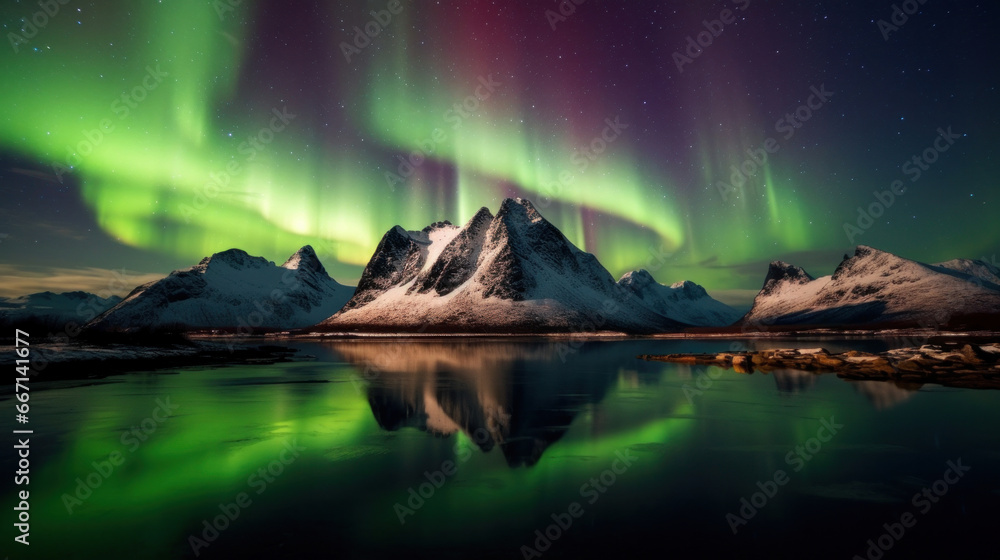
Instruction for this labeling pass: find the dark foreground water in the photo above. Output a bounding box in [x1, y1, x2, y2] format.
[4, 338, 999, 559]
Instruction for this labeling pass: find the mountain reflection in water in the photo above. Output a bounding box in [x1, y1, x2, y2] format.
[328, 340, 621, 467]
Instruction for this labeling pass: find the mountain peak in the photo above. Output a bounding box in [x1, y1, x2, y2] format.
[669, 280, 709, 299]
[422, 220, 454, 234]
[198, 248, 269, 270]
[469, 206, 495, 226]
[617, 270, 738, 326]
[322, 199, 681, 333]
[743, 245, 1000, 327]
[618, 269, 656, 288]
[760, 261, 814, 297]
[282, 245, 327, 275]
[854, 245, 883, 258]
[496, 197, 543, 225]
[833, 245, 903, 280]
[87, 247, 354, 333]
[765, 261, 813, 284]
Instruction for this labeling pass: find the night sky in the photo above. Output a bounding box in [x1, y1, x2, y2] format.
[1, 0, 997, 306]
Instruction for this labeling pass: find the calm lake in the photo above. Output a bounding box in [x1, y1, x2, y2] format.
[6, 338, 999, 559]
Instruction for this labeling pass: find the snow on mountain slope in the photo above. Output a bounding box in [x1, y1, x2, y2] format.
[617, 270, 741, 326]
[321, 198, 684, 334]
[0, 291, 122, 327]
[86, 246, 354, 332]
[742, 246, 1000, 326]
[933, 258, 1000, 288]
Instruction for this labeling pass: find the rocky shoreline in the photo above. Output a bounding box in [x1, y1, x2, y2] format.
[638, 342, 1000, 390]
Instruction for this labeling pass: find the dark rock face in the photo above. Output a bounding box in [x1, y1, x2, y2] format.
[411, 208, 493, 297]
[345, 226, 428, 310]
[480, 242, 532, 301]
[282, 245, 326, 275]
[761, 261, 814, 296]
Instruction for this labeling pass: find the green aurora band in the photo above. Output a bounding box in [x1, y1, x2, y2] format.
[1, 0, 926, 294]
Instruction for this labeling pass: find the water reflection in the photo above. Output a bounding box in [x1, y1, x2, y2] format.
[327, 340, 620, 466]
[850, 380, 920, 410]
[9, 337, 998, 559]
[772, 368, 819, 394]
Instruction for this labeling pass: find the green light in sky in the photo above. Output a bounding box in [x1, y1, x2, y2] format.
[0, 0, 834, 290]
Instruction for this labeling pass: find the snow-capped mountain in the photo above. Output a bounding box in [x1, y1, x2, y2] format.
[319, 198, 684, 333]
[86, 246, 353, 332]
[0, 291, 122, 327]
[617, 270, 740, 326]
[741, 245, 1000, 327]
[934, 258, 1000, 288]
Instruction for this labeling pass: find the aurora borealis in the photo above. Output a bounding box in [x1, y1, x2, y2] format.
[1, 1, 998, 304]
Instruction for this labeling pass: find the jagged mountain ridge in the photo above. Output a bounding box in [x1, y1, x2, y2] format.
[322, 198, 685, 333]
[86, 246, 354, 332]
[742, 245, 1000, 327]
[617, 270, 741, 327]
[933, 258, 1000, 288]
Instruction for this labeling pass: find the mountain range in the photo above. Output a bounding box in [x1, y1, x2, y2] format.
[85, 246, 353, 333]
[0, 291, 122, 329]
[617, 270, 742, 327]
[6, 199, 997, 335]
[319, 198, 694, 333]
[741, 245, 1000, 328]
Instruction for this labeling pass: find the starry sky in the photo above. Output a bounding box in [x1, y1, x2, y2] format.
[1, 0, 997, 306]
